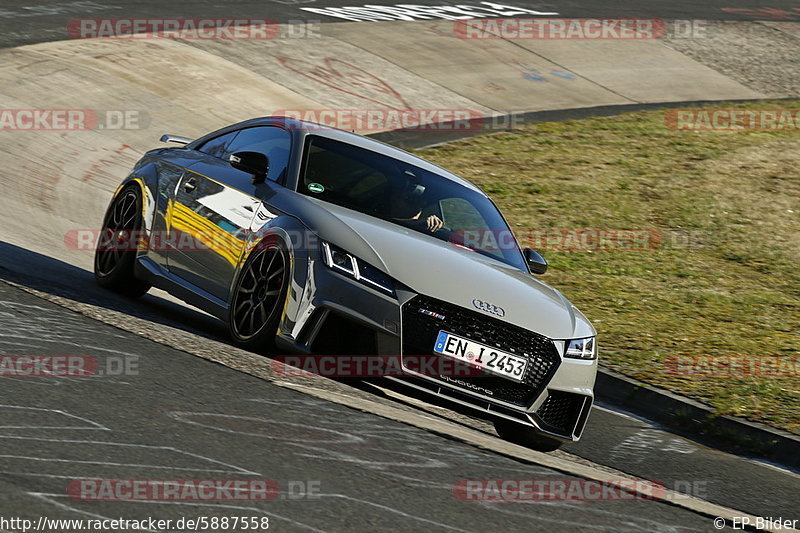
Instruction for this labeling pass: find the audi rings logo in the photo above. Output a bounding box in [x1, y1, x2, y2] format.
[472, 299, 505, 317]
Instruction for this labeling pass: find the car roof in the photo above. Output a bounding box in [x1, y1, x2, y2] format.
[219, 116, 486, 196]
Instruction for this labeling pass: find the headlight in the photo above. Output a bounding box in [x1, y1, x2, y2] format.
[565, 337, 596, 360]
[321, 242, 394, 295]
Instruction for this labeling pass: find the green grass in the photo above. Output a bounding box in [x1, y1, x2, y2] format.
[414, 101, 800, 434]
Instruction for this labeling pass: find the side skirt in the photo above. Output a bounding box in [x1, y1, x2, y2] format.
[135, 256, 229, 321]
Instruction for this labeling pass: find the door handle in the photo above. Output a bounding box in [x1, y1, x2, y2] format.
[182, 177, 197, 192]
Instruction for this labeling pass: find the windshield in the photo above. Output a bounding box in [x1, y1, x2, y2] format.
[298, 135, 526, 271]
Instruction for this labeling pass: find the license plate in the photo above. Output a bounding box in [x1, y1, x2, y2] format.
[433, 331, 528, 382]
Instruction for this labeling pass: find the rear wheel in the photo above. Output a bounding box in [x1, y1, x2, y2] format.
[228, 241, 290, 352]
[94, 185, 151, 297]
[494, 419, 563, 452]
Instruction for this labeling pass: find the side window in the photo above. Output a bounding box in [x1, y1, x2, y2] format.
[224, 126, 292, 183]
[197, 130, 239, 159]
[301, 136, 389, 212]
[440, 197, 487, 230]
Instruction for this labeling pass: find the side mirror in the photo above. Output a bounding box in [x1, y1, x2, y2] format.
[229, 151, 269, 183]
[523, 248, 547, 275]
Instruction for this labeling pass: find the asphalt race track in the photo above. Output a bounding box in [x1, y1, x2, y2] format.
[1, 0, 800, 532]
[0, 281, 728, 532]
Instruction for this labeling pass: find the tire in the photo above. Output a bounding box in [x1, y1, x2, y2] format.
[228, 239, 290, 352]
[494, 419, 563, 452]
[94, 184, 151, 298]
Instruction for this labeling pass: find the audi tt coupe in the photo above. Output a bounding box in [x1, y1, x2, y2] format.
[94, 116, 597, 451]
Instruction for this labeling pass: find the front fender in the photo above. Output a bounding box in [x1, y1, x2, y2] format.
[231, 213, 317, 339]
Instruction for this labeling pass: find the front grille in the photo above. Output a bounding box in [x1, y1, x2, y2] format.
[534, 391, 587, 436]
[401, 295, 561, 406]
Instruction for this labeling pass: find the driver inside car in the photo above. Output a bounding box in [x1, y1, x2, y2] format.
[387, 178, 444, 233]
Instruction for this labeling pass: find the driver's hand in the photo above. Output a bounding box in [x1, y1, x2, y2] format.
[426, 215, 444, 232]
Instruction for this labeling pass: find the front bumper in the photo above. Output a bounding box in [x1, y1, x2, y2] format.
[278, 255, 596, 442]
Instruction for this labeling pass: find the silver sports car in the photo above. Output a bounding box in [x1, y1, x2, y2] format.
[94, 117, 597, 451]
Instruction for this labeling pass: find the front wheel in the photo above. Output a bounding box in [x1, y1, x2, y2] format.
[494, 419, 563, 452]
[94, 184, 151, 298]
[228, 241, 290, 352]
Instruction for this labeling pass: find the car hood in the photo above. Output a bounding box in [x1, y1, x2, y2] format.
[313, 202, 593, 340]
